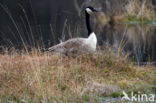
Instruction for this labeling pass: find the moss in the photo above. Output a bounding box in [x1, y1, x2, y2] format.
[108, 92, 123, 98]
[82, 94, 90, 102]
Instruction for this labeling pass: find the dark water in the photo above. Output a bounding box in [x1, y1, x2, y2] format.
[98, 23, 156, 64]
[0, 0, 156, 64]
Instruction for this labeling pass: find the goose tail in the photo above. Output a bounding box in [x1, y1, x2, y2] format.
[41, 48, 48, 52]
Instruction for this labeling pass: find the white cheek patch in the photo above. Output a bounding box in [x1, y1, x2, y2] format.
[86, 8, 93, 14]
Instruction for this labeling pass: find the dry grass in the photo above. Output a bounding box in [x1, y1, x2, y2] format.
[0, 48, 155, 103]
[98, 0, 156, 24]
[125, 0, 155, 21]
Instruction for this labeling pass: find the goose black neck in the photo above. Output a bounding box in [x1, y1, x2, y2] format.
[85, 11, 92, 36]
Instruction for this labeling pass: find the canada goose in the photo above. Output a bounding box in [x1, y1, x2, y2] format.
[48, 6, 99, 56]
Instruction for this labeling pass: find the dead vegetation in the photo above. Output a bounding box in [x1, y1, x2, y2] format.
[0, 48, 155, 103]
[95, 0, 156, 24]
[125, 0, 156, 21]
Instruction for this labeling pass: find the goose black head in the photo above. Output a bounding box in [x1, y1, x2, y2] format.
[85, 6, 99, 14]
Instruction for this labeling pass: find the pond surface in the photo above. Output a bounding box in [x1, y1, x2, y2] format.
[97, 23, 156, 65]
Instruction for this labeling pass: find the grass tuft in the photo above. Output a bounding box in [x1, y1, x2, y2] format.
[0, 49, 155, 103]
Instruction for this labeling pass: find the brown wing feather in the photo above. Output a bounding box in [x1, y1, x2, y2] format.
[48, 38, 86, 55]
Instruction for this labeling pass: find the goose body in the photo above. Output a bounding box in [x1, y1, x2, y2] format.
[47, 6, 99, 56]
[48, 32, 97, 56]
